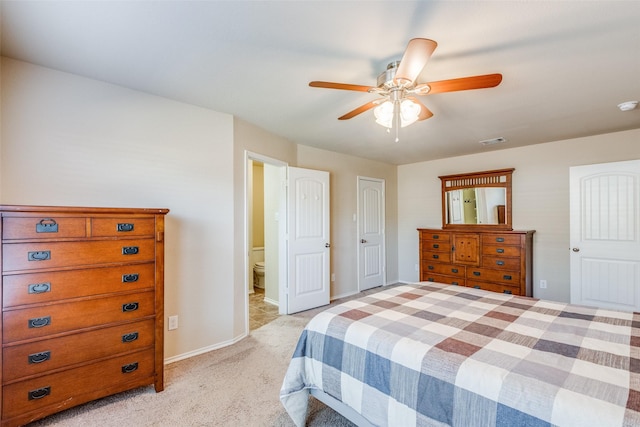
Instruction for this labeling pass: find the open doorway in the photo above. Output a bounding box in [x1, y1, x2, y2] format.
[245, 152, 287, 331]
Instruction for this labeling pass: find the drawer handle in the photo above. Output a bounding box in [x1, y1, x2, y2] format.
[36, 218, 58, 233]
[28, 251, 51, 261]
[28, 351, 51, 364]
[28, 386, 51, 400]
[503, 290, 513, 294]
[473, 285, 481, 289]
[473, 271, 481, 276]
[29, 316, 51, 328]
[496, 261, 505, 266]
[122, 246, 139, 255]
[451, 268, 458, 273]
[118, 223, 135, 232]
[496, 237, 505, 242]
[452, 282, 459, 286]
[122, 362, 139, 374]
[427, 277, 434, 282]
[503, 275, 512, 280]
[427, 265, 434, 270]
[432, 244, 439, 249]
[496, 248, 505, 254]
[432, 235, 440, 239]
[122, 273, 139, 283]
[122, 332, 139, 343]
[122, 302, 139, 312]
[29, 282, 51, 294]
[432, 254, 439, 259]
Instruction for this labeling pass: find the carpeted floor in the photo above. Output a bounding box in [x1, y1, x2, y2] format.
[25, 290, 385, 427]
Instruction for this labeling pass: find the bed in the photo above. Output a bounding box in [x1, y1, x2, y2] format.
[280, 282, 640, 427]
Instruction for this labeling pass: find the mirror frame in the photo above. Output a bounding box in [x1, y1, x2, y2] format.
[440, 168, 514, 231]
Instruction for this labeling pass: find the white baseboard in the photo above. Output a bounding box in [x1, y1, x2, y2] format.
[164, 332, 247, 365]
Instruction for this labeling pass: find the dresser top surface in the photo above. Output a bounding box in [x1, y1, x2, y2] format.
[0, 205, 169, 215]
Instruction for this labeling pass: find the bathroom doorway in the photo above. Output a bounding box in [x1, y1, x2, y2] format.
[245, 153, 287, 331]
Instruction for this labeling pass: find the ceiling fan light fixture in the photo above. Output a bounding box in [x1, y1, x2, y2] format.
[374, 99, 420, 128]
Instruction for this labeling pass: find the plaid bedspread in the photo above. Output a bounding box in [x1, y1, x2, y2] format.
[280, 283, 640, 427]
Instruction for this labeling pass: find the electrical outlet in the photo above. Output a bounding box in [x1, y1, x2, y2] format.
[331, 273, 335, 282]
[540, 279, 547, 289]
[168, 315, 178, 330]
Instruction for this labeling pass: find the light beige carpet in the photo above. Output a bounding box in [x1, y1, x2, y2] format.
[27, 304, 358, 427]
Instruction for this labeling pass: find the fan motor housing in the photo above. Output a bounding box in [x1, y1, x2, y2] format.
[377, 61, 400, 88]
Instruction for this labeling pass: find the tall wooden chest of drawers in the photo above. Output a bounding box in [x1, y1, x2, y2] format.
[418, 228, 535, 296]
[0, 205, 169, 426]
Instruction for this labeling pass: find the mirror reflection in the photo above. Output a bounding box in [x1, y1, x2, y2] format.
[445, 187, 506, 225]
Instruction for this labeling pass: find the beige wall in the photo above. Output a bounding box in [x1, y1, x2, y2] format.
[398, 129, 640, 302]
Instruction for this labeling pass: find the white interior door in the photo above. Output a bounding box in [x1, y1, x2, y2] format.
[570, 159, 640, 311]
[358, 177, 385, 291]
[286, 166, 330, 314]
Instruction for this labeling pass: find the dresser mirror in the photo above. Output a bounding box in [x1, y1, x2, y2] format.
[440, 168, 514, 230]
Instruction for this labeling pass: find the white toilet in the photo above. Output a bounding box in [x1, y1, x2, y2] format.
[253, 261, 265, 289]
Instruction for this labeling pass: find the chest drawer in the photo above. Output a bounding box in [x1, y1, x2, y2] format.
[420, 231, 451, 243]
[2, 217, 86, 240]
[421, 241, 451, 252]
[91, 217, 155, 237]
[2, 239, 155, 272]
[421, 250, 451, 263]
[3, 318, 154, 382]
[3, 291, 155, 343]
[466, 280, 521, 295]
[481, 244, 521, 258]
[422, 273, 465, 286]
[2, 348, 154, 420]
[482, 255, 521, 271]
[3, 263, 155, 308]
[421, 261, 465, 277]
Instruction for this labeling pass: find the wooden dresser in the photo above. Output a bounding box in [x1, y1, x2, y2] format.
[0, 205, 168, 427]
[418, 228, 535, 296]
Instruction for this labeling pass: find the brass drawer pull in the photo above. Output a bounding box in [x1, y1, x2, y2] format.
[29, 282, 51, 294]
[28, 351, 51, 364]
[29, 316, 51, 328]
[473, 271, 481, 276]
[432, 235, 440, 239]
[496, 248, 504, 253]
[496, 261, 505, 266]
[432, 254, 439, 259]
[122, 332, 139, 343]
[121, 362, 139, 374]
[122, 273, 139, 283]
[451, 268, 458, 273]
[28, 251, 51, 261]
[122, 302, 139, 312]
[503, 275, 512, 280]
[122, 246, 139, 255]
[36, 218, 58, 233]
[432, 244, 439, 248]
[427, 265, 434, 270]
[28, 386, 51, 400]
[117, 223, 134, 232]
[496, 237, 505, 242]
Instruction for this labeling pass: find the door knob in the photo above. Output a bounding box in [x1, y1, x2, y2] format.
[572, 247, 580, 252]
[325, 243, 330, 248]
[360, 239, 367, 243]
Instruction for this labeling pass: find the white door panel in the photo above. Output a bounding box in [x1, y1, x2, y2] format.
[358, 177, 385, 291]
[570, 159, 640, 311]
[287, 167, 330, 314]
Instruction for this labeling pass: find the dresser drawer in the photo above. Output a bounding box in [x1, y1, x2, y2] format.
[3, 263, 155, 308]
[421, 241, 451, 252]
[3, 319, 154, 382]
[481, 255, 521, 271]
[421, 261, 465, 277]
[2, 217, 86, 240]
[3, 291, 155, 343]
[2, 348, 154, 420]
[91, 217, 155, 238]
[481, 234, 522, 246]
[421, 250, 451, 263]
[466, 280, 521, 295]
[466, 267, 519, 285]
[420, 231, 451, 243]
[422, 273, 465, 287]
[2, 239, 155, 272]
[481, 244, 521, 257]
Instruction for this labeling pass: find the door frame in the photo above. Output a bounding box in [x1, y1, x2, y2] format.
[243, 151, 288, 334]
[356, 176, 386, 291]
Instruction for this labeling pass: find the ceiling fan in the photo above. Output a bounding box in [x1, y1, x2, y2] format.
[309, 38, 502, 141]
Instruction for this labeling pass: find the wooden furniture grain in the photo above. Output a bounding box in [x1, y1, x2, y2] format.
[418, 228, 535, 296]
[0, 205, 168, 427]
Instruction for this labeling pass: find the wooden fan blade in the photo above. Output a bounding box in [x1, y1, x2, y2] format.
[425, 73, 503, 95]
[338, 100, 383, 120]
[394, 38, 438, 87]
[407, 97, 434, 121]
[309, 81, 374, 92]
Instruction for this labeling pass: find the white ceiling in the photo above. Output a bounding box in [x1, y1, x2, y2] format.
[1, 1, 639, 165]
